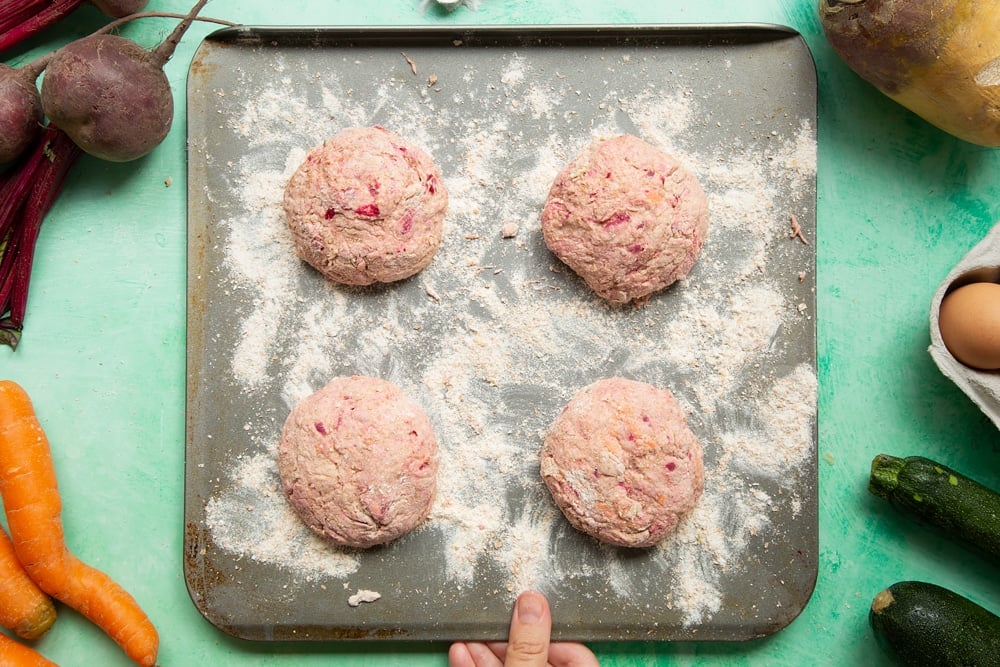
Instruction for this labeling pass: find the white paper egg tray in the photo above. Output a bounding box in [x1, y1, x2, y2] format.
[929, 221, 1000, 429]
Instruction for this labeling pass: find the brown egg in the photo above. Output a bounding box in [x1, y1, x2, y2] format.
[938, 282, 1000, 370]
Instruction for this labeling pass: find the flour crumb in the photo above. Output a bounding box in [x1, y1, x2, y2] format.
[348, 590, 382, 607]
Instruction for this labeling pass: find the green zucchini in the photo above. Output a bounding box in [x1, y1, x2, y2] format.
[870, 581, 1000, 666]
[869, 454, 1000, 561]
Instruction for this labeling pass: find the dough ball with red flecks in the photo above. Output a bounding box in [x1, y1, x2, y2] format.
[278, 375, 439, 549]
[541, 134, 709, 304]
[283, 126, 448, 285]
[541, 377, 704, 548]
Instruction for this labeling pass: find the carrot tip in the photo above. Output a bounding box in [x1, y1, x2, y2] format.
[15, 598, 56, 639]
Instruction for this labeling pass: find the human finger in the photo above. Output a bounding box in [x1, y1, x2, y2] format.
[547, 641, 601, 667]
[503, 590, 552, 667]
[485, 640, 600, 667]
[453, 641, 505, 667]
[484, 642, 509, 661]
[449, 642, 477, 667]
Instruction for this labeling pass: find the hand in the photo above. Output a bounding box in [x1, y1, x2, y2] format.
[448, 590, 600, 667]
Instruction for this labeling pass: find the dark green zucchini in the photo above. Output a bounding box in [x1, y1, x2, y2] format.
[870, 581, 1000, 666]
[869, 454, 1000, 561]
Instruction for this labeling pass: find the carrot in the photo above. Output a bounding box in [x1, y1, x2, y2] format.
[0, 632, 57, 667]
[0, 525, 55, 640]
[0, 380, 158, 666]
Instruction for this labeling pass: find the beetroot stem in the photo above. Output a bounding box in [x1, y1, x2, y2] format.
[0, 127, 82, 350]
[97, 12, 238, 35]
[0, 0, 59, 34]
[151, 0, 209, 66]
[0, 0, 83, 54]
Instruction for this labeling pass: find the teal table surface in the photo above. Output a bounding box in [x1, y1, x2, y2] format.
[3, 1, 999, 665]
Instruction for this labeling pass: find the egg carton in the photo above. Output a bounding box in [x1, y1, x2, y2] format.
[929, 221, 1000, 430]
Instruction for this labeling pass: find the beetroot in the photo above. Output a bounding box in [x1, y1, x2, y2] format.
[90, 0, 150, 18]
[40, 0, 207, 162]
[0, 64, 43, 164]
[40, 35, 174, 163]
[0, 0, 220, 348]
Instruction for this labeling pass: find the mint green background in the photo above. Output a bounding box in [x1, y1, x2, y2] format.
[3, 1, 999, 665]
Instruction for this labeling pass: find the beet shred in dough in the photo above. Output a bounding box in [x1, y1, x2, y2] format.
[541, 377, 704, 548]
[283, 126, 448, 285]
[277, 375, 439, 549]
[541, 134, 710, 304]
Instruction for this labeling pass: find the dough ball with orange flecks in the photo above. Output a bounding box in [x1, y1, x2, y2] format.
[277, 375, 439, 549]
[540, 377, 704, 548]
[283, 126, 448, 285]
[540, 134, 709, 304]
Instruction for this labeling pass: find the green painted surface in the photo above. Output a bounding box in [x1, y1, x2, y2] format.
[2, 0, 999, 665]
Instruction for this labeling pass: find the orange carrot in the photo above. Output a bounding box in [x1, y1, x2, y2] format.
[0, 380, 158, 666]
[0, 632, 57, 667]
[0, 525, 55, 640]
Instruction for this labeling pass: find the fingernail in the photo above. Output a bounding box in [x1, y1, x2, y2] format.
[517, 591, 544, 623]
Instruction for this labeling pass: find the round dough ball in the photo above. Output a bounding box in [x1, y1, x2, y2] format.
[283, 126, 448, 285]
[540, 134, 709, 304]
[277, 375, 438, 549]
[540, 377, 704, 548]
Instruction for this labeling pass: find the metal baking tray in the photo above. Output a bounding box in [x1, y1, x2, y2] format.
[185, 24, 818, 642]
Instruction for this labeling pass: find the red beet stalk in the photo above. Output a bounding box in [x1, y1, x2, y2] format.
[0, 126, 82, 349]
[0, 0, 83, 54]
[0, 0, 51, 33]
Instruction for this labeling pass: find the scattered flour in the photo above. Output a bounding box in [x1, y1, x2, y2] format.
[194, 40, 818, 631]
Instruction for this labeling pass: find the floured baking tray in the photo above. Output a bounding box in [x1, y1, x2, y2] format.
[184, 24, 818, 642]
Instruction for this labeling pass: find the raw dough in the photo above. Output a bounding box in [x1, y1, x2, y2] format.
[540, 377, 704, 548]
[283, 126, 448, 285]
[540, 134, 710, 304]
[277, 375, 438, 549]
